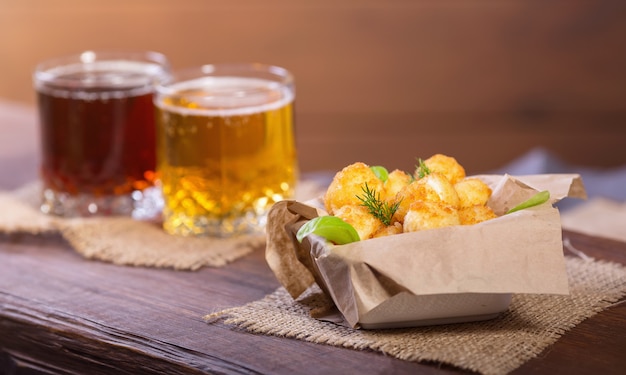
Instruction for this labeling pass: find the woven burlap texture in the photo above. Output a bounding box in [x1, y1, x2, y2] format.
[207, 255, 626, 375]
[0, 180, 324, 270]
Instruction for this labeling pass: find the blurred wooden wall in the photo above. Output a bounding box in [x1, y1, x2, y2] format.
[1, 0, 625, 174]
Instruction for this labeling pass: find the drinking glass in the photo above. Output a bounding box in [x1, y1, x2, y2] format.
[33, 50, 170, 217]
[153, 63, 298, 237]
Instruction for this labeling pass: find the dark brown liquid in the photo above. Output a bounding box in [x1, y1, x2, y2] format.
[38, 88, 157, 196]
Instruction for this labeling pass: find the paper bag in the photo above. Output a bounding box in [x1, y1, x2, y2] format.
[266, 174, 586, 329]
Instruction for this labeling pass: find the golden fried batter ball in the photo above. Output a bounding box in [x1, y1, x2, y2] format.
[458, 205, 498, 225]
[324, 162, 384, 215]
[403, 201, 461, 232]
[418, 154, 466, 184]
[454, 178, 492, 208]
[393, 172, 460, 223]
[334, 204, 385, 241]
[321, 155, 500, 242]
[381, 169, 412, 203]
[372, 222, 404, 239]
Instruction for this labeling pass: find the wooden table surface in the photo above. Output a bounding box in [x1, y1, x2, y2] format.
[1, 101, 626, 374]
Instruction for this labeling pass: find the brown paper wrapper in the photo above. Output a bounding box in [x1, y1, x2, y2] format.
[266, 174, 586, 329]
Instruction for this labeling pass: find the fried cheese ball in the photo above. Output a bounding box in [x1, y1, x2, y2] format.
[324, 162, 384, 215]
[454, 178, 492, 208]
[381, 169, 412, 203]
[403, 201, 461, 232]
[458, 205, 498, 225]
[372, 222, 404, 239]
[393, 172, 460, 223]
[334, 204, 385, 241]
[419, 154, 466, 184]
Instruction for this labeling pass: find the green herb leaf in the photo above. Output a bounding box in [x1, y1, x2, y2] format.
[506, 190, 551, 214]
[370, 166, 389, 182]
[296, 216, 360, 245]
[416, 158, 431, 179]
[356, 182, 400, 226]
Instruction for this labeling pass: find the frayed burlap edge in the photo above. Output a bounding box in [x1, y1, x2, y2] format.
[0, 187, 57, 234]
[206, 256, 626, 375]
[58, 217, 265, 270]
[0, 180, 325, 270]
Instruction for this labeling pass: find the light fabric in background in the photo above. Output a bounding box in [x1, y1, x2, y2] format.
[493, 148, 626, 242]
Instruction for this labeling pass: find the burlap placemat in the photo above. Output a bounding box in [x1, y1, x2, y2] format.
[0, 180, 325, 270]
[206, 255, 626, 375]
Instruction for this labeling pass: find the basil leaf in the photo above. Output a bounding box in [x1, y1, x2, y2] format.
[370, 166, 389, 182]
[506, 190, 551, 214]
[296, 216, 360, 245]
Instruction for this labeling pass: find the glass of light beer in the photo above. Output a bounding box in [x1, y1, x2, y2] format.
[34, 51, 170, 217]
[154, 63, 298, 237]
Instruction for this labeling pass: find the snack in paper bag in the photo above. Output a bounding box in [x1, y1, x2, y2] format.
[324, 155, 501, 240]
[265, 154, 587, 329]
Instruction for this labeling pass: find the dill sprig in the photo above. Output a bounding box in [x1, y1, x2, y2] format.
[416, 158, 431, 179]
[356, 183, 400, 226]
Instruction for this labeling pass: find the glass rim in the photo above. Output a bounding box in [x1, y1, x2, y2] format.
[155, 62, 294, 95]
[154, 63, 295, 116]
[33, 50, 170, 90]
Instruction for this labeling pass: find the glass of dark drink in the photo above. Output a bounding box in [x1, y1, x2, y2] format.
[33, 51, 170, 217]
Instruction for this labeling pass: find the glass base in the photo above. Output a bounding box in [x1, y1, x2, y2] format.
[41, 187, 163, 219]
[162, 209, 268, 238]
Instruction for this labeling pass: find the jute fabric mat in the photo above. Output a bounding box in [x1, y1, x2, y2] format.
[207, 255, 626, 375]
[0, 180, 324, 270]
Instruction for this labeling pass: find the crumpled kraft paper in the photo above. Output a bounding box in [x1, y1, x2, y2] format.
[265, 174, 587, 329]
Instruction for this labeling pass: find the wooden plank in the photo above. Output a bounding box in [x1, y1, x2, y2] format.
[2, 1, 625, 175]
[295, 112, 626, 173]
[514, 231, 626, 374]
[0, 234, 443, 374]
[1, 0, 625, 113]
[1, 231, 625, 374]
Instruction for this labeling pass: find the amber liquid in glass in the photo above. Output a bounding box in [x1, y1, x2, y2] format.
[155, 77, 298, 236]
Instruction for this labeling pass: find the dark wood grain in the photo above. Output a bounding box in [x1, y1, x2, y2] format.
[2, 1, 626, 173]
[1, 10, 626, 368]
[295, 111, 626, 174]
[0, 233, 458, 375]
[513, 231, 626, 375]
[1, 227, 625, 375]
[1, 103, 625, 375]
